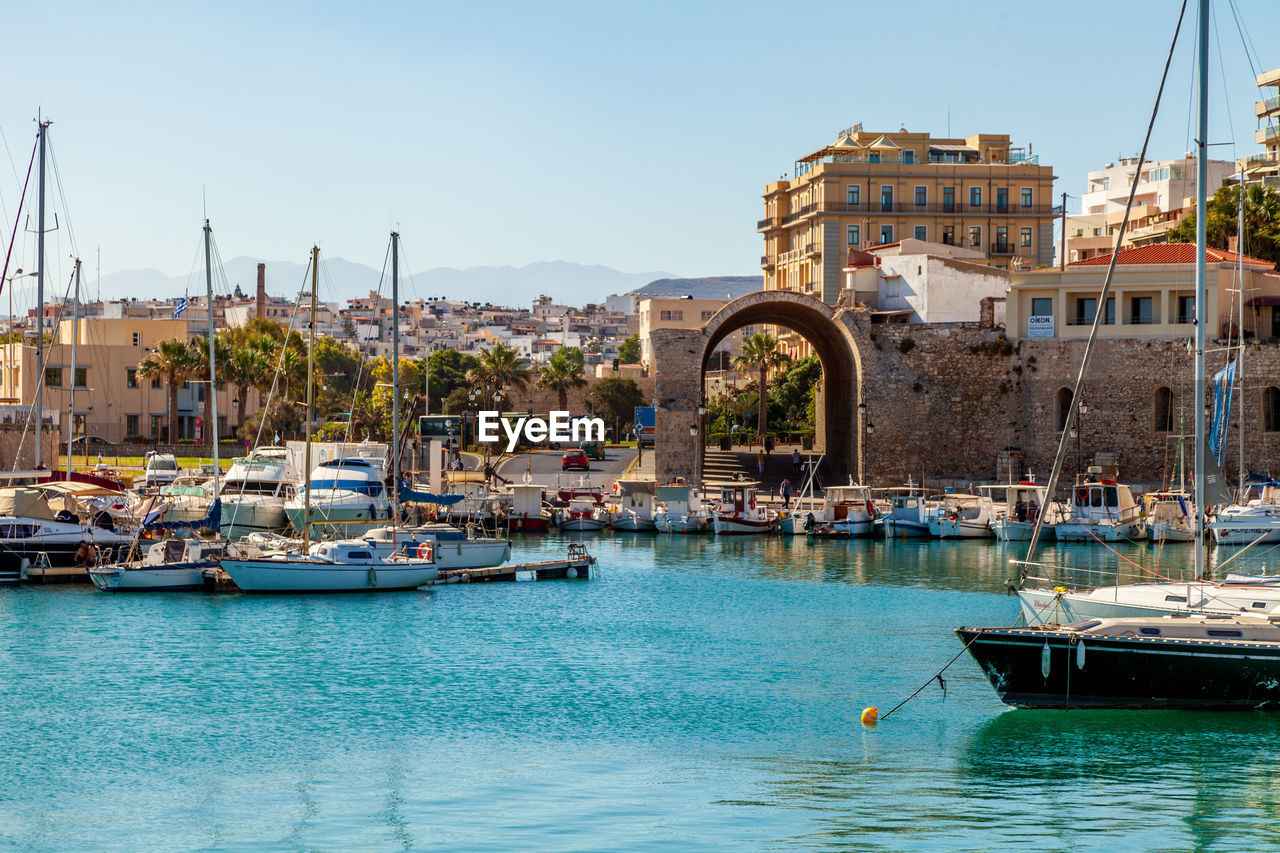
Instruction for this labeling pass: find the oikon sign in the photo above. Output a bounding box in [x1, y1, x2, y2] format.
[477, 411, 605, 453]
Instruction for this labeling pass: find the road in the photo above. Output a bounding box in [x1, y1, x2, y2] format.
[493, 447, 637, 487]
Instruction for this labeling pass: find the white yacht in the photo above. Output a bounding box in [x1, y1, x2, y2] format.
[0, 486, 135, 580]
[285, 457, 391, 537]
[1209, 481, 1280, 546]
[219, 448, 297, 541]
[220, 538, 439, 592]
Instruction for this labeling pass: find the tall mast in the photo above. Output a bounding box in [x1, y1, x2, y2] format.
[1192, 0, 1209, 581]
[1236, 163, 1246, 493]
[391, 231, 400, 527]
[66, 259, 79, 481]
[34, 119, 48, 469]
[304, 245, 318, 548]
[203, 220, 220, 501]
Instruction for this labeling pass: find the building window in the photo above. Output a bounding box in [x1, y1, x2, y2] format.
[847, 185, 860, 206]
[44, 367, 61, 387]
[1154, 387, 1175, 433]
[1031, 298, 1053, 317]
[995, 226, 1009, 252]
[126, 414, 140, 437]
[1055, 387, 1073, 432]
[126, 368, 138, 388]
[996, 188, 1008, 212]
[658, 310, 684, 322]
[941, 226, 955, 245]
[1265, 387, 1280, 432]
[132, 332, 141, 347]
[150, 415, 161, 437]
[868, 152, 880, 163]
[914, 226, 927, 241]
[74, 367, 87, 388]
[968, 226, 981, 248]
[880, 225, 894, 245]
[914, 186, 927, 206]
[1021, 188, 1033, 207]
[700, 310, 715, 321]
[902, 149, 915, 164]
[880, 185, 893, 212]
[1129, 296, 1154, 325]
[942, 187, 955, 212]
[151, 376, 162, 389]
[969, 186, 982, 208]
[1020, 227, 1032, 248]
[847, 225, 860, 246]
[1176, 294, 1195, 324]
[1074, 297, 1097, 326]
[1104, 297, 1115, 325]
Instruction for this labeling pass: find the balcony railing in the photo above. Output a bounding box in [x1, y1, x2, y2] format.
[780, 203, 817, 225]
[757, 218, 772, 230]
[1256, 125, 1280, 144]
[817, 201, 1054, 217]
[1246, 151, 1280, 167]
[990, 243, 1016, 256]
[1258, 95, 1280, 116]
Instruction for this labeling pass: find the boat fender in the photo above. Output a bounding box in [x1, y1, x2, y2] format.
[1040, 642, 1051, 679]
[369, 566, 377, 587]
[417, 543, 433, 561]
[1075, 639, 1086, 670]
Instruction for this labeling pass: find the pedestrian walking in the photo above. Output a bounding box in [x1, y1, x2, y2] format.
[757, 450, 766, 477]
[781, 478, 792, 508]
[791, 448, 802, 477]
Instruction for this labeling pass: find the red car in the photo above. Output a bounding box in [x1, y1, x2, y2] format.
[561, 448, 590, 471]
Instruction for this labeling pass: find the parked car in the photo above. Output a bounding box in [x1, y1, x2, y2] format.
[561, 448, 590, 471]
[582, 441, 606, 460]
[69, 435, 112, 449]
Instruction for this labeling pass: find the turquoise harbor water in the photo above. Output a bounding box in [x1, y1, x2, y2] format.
[7, 534, 1280, 851]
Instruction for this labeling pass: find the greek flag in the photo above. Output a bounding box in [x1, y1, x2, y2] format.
[174, 296, 188, 318]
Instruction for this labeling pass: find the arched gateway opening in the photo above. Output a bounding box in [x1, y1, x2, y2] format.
[649, 291, 862, 487]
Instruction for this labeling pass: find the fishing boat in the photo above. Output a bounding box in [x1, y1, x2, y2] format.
[506, 483, 552, 532]
[1146, 489, 1195, 543]
[711, 484, 776, 535]
[987, 479, 1065, 542]
[558, 497, 605, 532]
[653, 482, 712, 533]
[1051, 474, 1145, 543]
[881, 481, 935, 538]
[928, 493, 992, 539]
[220, 238, 437, 592]
[784, 482, 877, 537]
[609, 480, 658, 532]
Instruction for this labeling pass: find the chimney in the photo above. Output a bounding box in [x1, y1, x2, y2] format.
[256, 263, 266, 319]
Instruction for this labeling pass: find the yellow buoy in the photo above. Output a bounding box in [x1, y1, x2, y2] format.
[861, 706, 879, 726]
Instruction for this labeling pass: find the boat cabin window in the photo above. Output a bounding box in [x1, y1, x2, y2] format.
[1164, 595, 1187, 603]
[0, 523, 37, 538]
[345, 550, 372, 561]
[1207, 629, 1243, 638]
[308, 479, 384, 496]
[1104, 486, 1118, 507]
[1253, 602, 1268, 610]
[1139, 627, 1161, 636]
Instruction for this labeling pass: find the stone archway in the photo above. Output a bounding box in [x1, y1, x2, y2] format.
[649, 291, 862, 486]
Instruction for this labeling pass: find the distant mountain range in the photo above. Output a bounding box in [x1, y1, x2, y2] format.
[92, 258, 713, 308]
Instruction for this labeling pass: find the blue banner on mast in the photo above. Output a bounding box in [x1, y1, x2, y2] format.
[1209, 360, 1236, 466]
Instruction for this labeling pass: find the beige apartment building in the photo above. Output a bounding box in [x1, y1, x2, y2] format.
[636, 296, 752, 369]
[0, 316, 246, 444]
[760, 126, 1057, 306]
[1241, 65, 1280, 186]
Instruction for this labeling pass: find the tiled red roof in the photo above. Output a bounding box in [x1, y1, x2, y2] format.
[1070, 244, 1274, 267]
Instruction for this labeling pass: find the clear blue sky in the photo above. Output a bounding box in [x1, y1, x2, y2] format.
[2, 0, 1277, 300]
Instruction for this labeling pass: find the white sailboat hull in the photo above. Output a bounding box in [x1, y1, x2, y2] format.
[220, 558, 437, 592]
[89, 564, 206, 592]
[1019, 582, 1280, 626]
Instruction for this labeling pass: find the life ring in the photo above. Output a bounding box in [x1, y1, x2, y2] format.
[1076, 488, 1088, 502]
[417, 543, 433, 561]
[865, 499, 876, 518]
[612, 482, 619, 494]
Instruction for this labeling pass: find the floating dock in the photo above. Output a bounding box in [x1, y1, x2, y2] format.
[427, 552, 595, 585]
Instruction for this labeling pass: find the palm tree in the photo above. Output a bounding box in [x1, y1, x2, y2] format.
[225, 345, 271, 428]
[138, 338, 200, 442]
[466, 342, 531, 408]
[537, 347, 587, 409]
[733, 332, 791, 444]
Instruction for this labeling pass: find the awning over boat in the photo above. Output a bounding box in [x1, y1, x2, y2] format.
[35, 481, 121, 497]
[0, 488, 56, 520]
[398, 485, 464, 506]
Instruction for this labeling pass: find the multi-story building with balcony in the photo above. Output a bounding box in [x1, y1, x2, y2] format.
[1240, 65, 1280, 186]
[759, 126, 1057, 307]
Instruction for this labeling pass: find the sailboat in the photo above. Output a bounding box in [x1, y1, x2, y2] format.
[219, 238, 438, 592]
[91, 220, 226, 591]
[959, 0, 1280, 709]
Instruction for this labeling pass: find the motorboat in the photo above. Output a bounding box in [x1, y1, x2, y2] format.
[711, 485, 776, 535]
[1146, 489, 1196, 543]
[1209, 480, 1280, 546]
[882, 481, 936, 538]
[505, 483, 552, 532]
[609, 480, 658, 532]
[363, 524, 510, 570]
[958, 612, 1280, 709]
[558, 497, 605, 532]
[1052, 475, 1146, 542]
[988, 479, 1065, 542]
[0, 486, 135, 581]
[218, 448, 297, 541]
[653, 483, 712, 533]
[285, 457, 391, 537]
[928, 493, 992, 539]
[219, 537, 439, 592]
[89, 536, 227, 592]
